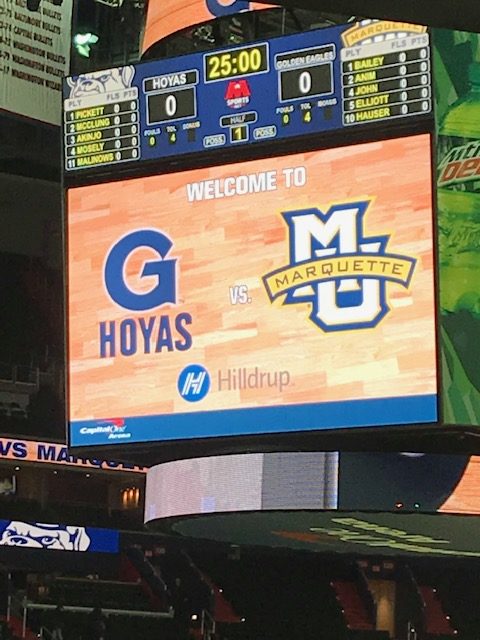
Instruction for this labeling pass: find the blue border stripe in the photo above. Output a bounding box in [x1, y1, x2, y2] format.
[70, 394, 437, 446]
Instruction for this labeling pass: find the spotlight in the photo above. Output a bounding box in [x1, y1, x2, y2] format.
[395, 501, 404, 510]
[26, 0, 41, 10]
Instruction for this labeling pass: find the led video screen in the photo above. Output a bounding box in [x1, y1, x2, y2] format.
[144, 452, 480, 524]
[145, 452, 339, 520]
[144, 452, 480, 558]
[67, 134, 437, 447]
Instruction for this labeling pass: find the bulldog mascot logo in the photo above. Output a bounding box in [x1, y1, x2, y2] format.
[0, 522, 91, 551]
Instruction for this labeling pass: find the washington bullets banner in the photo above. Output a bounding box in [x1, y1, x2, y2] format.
[0, 0, 73, 124]
[67, 134, 437, 447]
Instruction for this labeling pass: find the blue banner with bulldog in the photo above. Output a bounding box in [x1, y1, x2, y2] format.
[0, 521, 119, 553]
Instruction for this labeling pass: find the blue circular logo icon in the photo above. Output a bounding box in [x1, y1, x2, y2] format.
[177, 364, 210, 402]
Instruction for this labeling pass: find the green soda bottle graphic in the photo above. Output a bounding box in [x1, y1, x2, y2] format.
[438, 62, 480, 315]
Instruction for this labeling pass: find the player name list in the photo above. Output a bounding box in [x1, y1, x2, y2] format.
[340, 33, 431, 126]
[64, 88, 140, 170]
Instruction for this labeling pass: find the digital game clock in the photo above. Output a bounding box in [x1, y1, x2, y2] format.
[204, 43, 269, 82]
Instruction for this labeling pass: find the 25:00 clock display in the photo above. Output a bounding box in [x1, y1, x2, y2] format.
[204, 43, 269, 82]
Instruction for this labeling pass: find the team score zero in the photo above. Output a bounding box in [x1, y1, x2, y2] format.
[205, 44, 268, 81]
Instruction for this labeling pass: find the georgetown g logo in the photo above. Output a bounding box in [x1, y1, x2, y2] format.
[206, 0, 249, 17]
[263, 200, 417, 332]
[104, 229, 176, 311]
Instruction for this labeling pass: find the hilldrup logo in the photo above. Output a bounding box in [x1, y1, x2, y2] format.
[99, 229, 193, 358]
[177, 365, 210, 402]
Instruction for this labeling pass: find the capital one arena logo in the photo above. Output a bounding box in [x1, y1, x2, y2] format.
[262, 201, 417, 332]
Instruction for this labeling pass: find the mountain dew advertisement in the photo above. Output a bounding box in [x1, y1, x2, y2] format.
[435, 30, 480, 423]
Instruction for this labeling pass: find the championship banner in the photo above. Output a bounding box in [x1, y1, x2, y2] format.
[67, 134, 437, 447]
[0, 0, 73, 124]
[142, 0, 274, 54]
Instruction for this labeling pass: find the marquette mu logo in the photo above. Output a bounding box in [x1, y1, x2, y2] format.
[341, 19, 427, 47]
[262, 200, 416, 332]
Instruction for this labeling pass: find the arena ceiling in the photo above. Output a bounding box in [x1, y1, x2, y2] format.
[274, 0, 480, 32]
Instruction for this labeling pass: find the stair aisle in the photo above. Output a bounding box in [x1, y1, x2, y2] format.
[418, 586, 456, 636]
[199, 571, 241, 624]
[332, 580, 375, 631]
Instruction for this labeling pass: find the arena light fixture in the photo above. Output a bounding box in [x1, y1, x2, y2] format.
[73, 32, 99, 58]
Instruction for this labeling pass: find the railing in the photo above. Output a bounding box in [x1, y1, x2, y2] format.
[407, 620, 419, 640]
[21, 602, 174, 638]
[396, 565, 425, 640]
[201, 608, 216, 640]
[404, 565, 426, 611]
[25, 603, 174, 616]
[39, 626, 54, 640]
[0, 362, 39, 387]
[181, 550, 216, 610]
[7, 590, 25, 626]
[127, 546, 169, 595]
[355, 562, 377, 626]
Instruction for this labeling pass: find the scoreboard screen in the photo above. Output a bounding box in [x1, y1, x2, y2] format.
[67, 134, 437, 448]
[63, 21, 431, 174]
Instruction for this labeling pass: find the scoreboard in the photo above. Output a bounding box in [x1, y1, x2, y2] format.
[63, 21, 432, 174]
[64, 97, 140, 168]
[64, 20, 440, 463]
[341, 38, 431, 125]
